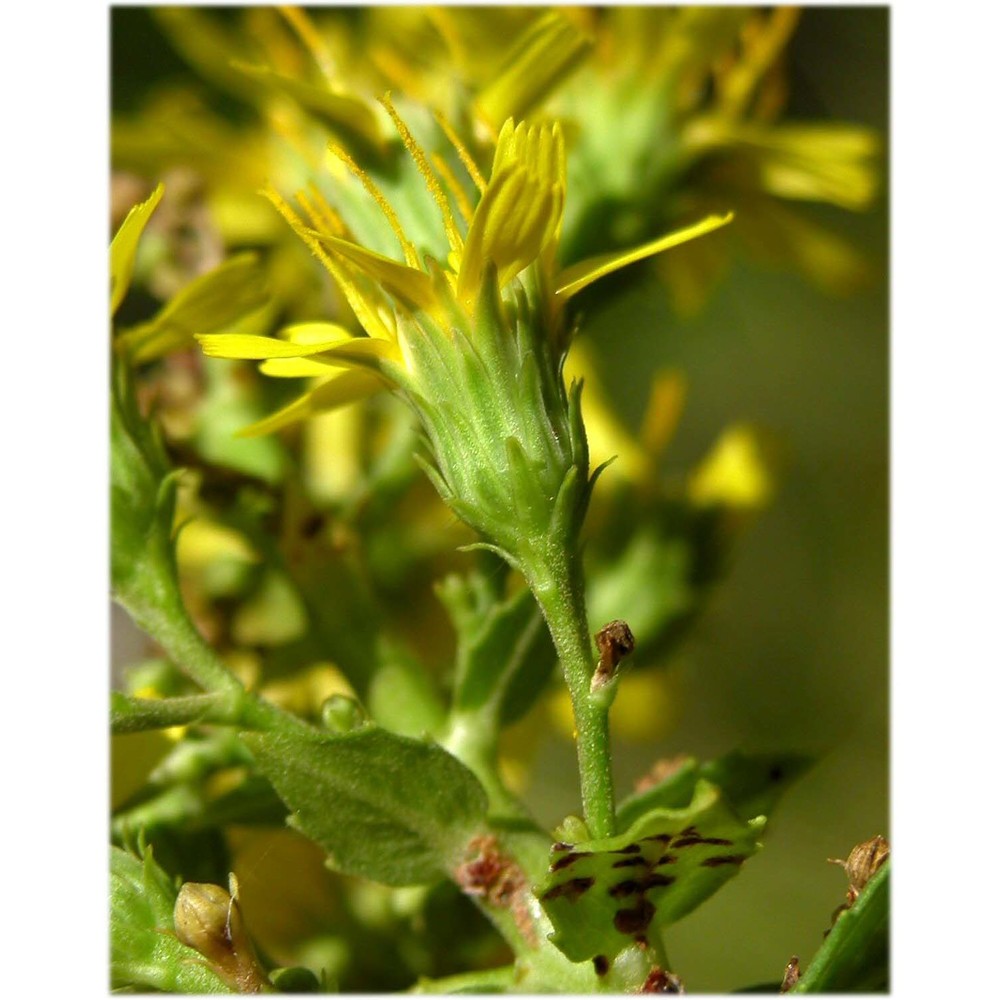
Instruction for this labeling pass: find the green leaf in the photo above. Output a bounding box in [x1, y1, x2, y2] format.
[242, 725, 489, 886]
[617, 751, 812, 830]
[440, 571, 556, 726]
[700, 750, 814, 822]
[110, 844, 230, 993]
[536, 780, 765, 963]
[109, 357, 178, 612]
[792, 862, 889, 993]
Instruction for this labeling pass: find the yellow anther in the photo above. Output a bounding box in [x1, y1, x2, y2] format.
[434, 110, 487, 193]
[431, 151, 473, 225]
[277, 5, 338, 87]
[328, 141, 420, 267]
[379, 94, 464, 255]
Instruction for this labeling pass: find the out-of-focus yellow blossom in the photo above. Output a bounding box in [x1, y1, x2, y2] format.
[688, 424, 776, 511]
[548, 6, 881, 312]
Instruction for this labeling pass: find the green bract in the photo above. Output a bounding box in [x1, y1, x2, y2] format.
[537, 780, 765, 963]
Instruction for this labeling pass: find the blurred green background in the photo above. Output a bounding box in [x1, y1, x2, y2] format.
[578, 9, 889, 989]
[111, 6, 888, 992]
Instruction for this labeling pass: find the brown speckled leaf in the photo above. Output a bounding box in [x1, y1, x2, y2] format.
[536, 780, 766, 962]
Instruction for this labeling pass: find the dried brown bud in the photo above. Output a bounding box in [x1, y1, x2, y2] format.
[641, 966, 685, 993]
[829, 834, 890, 905]
[173, 878, 271, 993]
[779, 955, 800, 993]
[592, 620, 635, 691]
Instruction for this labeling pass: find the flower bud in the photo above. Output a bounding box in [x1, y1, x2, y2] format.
[173, 879, 271, 993]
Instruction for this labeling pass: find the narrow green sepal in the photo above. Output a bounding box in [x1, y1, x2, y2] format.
[456, 541, 519, 569]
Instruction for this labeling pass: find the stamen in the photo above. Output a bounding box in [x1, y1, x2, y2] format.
[304, 182, 347, 237]
[263, 183, 394, 343]
[431, 152, 473, 225]
[328, 142, 421, 268]
[434, 110, 487, 193]
[277, 5, 338, 87]
[379, 94, 464, 255]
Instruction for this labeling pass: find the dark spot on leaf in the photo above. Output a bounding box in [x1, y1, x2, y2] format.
[612, 856, 648, 869]
[593, 955, 609, 976]
[550, 851, 592, 872]
[613, 843, 642, 854]
[641, 872, 676, 891]
[613, 898, 656, 935]
[769, 764, 785, 781]
[641, 833, 674, 845]
[701, 854, 747, 867]
[541, 876, 595, 903]
[656, 854, 678, 866]
[671, 835, 708, 848]
[609, 879, 642, 898]
[701, 837, 734, 846]
[552, 841, 573, 853]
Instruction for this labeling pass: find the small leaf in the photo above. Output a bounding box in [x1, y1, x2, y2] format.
[537, 780, 765, 963]
[109, 358, 178, 610]
[243, 726, 488, 886]
[110, 844, 230, 993]
[792, 861, 889, 993]
[617, 751, 812, 830]
[442, 573, 556, 726]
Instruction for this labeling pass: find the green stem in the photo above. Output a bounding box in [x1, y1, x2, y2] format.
[111, 691, 240, 733]
[121, 585, 303, 734]
[520, 542, 616, 839]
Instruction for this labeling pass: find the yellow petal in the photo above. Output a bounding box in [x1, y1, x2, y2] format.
[118, 252, 270, 362]
[476, 10, 592, 126]
[278, 322, 356, 346]
[259, 357, 343, 378]
[555, 212, 734, 300]
[110, 182, 164, 317]
[304, 229, 437, 311]
[237, 371, 384, 438]
[195, 332, 352, 359]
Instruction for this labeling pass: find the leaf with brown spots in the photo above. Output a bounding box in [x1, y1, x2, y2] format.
[534, 780, 765, 962]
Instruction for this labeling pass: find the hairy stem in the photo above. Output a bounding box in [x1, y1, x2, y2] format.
[122, 587, 304, 734]
[521, 542, 616, 839]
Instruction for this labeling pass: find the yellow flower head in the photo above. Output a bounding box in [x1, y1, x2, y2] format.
[196, 99, 730, 437]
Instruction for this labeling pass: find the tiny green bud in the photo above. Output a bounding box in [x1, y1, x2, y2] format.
[269, 966, 321, 992]
[552, 814, 591, 845]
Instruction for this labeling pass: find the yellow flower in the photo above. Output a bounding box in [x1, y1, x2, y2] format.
[196, 103, 731, 437]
